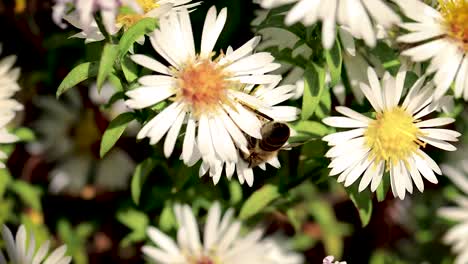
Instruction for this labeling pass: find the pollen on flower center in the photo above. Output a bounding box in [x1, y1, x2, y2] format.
[136, 0, 160, 13]
[177, 59, 229, 116]
[117, 0, 159, 29]
[364, 107, 425, 168]
[439, 0, 468, 51]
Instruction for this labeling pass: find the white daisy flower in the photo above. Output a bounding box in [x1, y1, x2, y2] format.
[53, 0, 120, 34]
[126, 6, 300, 184]
[438, 164, 468, 264]
[394, 0, 468, 100]
[323, 67, 460, 199]
[0, 224, 71, 264]
[59, 0, 200, 43]
[28, 90, 134, 195]
[323, 256, 347, 264]
[256, 0, 401, 49]
[143, 202, 303, 264]
[0, 45, 23, 168]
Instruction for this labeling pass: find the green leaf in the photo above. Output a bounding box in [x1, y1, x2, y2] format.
[325, 40, 342, 86]
[119, 18, 158, 59]
[229, 180, 243, 205]
[346, 184, 373, 227]
[159, 203, 176, 232]
[308, 199, 344, 257]
[57, 62, 99, 97]
[10, 180, 42, 211]
[97, 44, 119, 91]
[301, 63, 326, 120]
[376, 172, 390, 202]
[13, 127, 35, 142]
[121, 56, 139, 83]
[239, 184, 280, 220]
[292, 120, 329, 137]
[0, 169, 12, 197]
[116, 209, 148, 232]
[100, 112, 134, 158]
[131, 158, 157, 205]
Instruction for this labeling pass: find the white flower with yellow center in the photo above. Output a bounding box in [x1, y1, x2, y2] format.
[323, 67, 460, 199]
[126, 6, 299, 182]
[143, 202, 304, 264]
[395, 0, 468, 100]
[0, 225, 71, 264]
[61, 0, 199, 43]
[0, 46, 23, 168]
[256, 0, 401, 49]
[438, 164, 468, 264]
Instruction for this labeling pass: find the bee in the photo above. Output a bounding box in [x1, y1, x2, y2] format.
[241, 121, 291, 168]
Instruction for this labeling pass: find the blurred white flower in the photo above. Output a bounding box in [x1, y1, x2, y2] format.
[394, 0, 468, 100]
[438, 164, 468, 264]
[89, 82, 140, 135]
[323, 256, 347, 264]
[56, 0, 199, 43]
[256, 0, 400, 49]
[143, 202, 303, 264]
[0, 45, 23, 168]
[0, 224, 71, 264]
[28, 90, 134, 195]
[126, 6, 300, 185]
[323, 67, 460, 199]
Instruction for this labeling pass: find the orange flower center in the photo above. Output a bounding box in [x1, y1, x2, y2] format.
[176, 59, 231, 117]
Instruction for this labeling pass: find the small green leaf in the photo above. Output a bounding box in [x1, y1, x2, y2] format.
[325, 40, 342, 86]
[121, 56, 139, 83]
[239, 184, 280, 220]
[159, 203, 176, 232]
[97, 44, 119, 91]
[229, 180, 243, 205]
[100, 112, 134, 158]
[292, 120, 329, 137]
[301, 63, 326, 120]
[10, 180, 42, 211]
[116, 209, 148, 232]
[119, 18, 158, 59]
[376, 173, 390, 202]
[131, 158, 157, 205]
[13, 127, 35, 142]
[346, 184, 373, 227]
[57, 62, 99, 97]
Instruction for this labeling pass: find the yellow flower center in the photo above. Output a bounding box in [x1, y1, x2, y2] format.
[116, 0, 159, 29]
[137, 0, 160, 13]
[175, 58, 233, 117]
[364, 107, 425, 169]
[439, 0, 468, 51]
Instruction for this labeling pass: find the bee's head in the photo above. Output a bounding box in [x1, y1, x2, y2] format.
[260, 122, 290, 151]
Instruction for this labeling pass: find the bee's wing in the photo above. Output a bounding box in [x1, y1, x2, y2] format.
[282, 138, 318, 149]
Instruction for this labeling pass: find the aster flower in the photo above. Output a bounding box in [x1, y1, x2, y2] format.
[0, 45, 23, 168]
[28, 90, 134, 195]
[143, 202, 303, 264]
[323, 67, 460, 199]
[0, 225, 71, 264]
[256, 0, 401, 49]
[126, 6, 300, 185]
[56, 0, 199, 43]
[394, 0, 468, 100]
[53, 0, 120, 33]
[438, 164, 468, 264]
[323, 256, 347, 264]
